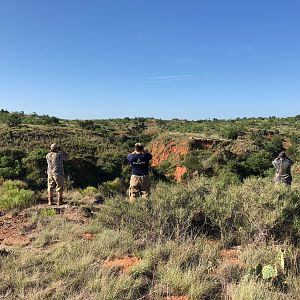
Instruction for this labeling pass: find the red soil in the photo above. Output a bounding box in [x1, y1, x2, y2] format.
[0, 214, 31, 246]
[219, 248, 245, 269]
[150, 137, 233, 181]
[103, 255, 141, 273]
[174, 166, 187, 182]
[151, 140, 189, 167]
[150, 139, 189, 182]
[0, 204, 91, 248]
[81, 232, 96, 240]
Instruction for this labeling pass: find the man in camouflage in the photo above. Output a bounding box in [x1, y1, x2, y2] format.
[272, 151, 294, 186]
[46, 143, 68, 205]
[127, 143, 152, 202]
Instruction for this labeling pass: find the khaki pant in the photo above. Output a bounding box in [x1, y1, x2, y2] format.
[48, 175, 64, 192]
[129, 175, 150, 202]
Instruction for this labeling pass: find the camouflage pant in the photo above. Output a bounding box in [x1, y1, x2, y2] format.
[48, 175, 64, 192]
[274, 175, 292, 186]
[129, 175, 150, 202]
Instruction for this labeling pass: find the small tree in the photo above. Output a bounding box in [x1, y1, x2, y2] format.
[22, 148, 48, 189]
[0, 156, 22, 179]
[6, 113, 22, 127]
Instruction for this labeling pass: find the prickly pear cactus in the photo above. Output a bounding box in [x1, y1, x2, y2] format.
[262, 264, 277, 280]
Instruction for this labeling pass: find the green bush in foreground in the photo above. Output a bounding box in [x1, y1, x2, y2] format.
[97, 176, 300, 246]
[0, 180, 35, 210]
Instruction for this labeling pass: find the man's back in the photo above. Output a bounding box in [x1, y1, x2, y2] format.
[127, 152, 152, 176]
[272, 157, 293, 183]
[46, 151, 68, 176]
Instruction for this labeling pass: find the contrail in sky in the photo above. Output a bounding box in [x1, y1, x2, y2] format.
[147, 75, 194, 80]
[147, 73, 234, 80]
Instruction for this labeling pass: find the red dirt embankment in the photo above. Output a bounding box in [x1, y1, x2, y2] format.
[151, 139, 189, 167]
[174, 166, 187, 182]
[150, 139, 189, 182]
[150, 136, 232, 181]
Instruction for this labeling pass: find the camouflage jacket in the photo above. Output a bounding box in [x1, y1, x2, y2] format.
[46, 151, 68, 176]
[272, 157, 294, 181]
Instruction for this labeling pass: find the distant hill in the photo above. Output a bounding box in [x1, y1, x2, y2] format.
[0, 109, 300, 189]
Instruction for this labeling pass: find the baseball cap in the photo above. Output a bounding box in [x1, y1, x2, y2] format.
[50, 143, 60, 150]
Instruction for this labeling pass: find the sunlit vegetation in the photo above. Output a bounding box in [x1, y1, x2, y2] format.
[1, 110, 300, 299]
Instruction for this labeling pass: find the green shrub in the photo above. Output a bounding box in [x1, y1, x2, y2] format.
[220, 126, 241, 140]
[0, 156, 22, 179]
[99, 177, 123, 196]
[204, 177, 289, 245]
[264, 135, 283, 157]
[1, 179, 28, 190]
[97, 177, 215, 243]
[22, 148, 48, 189]
[82, 186, 99, 196]
[39, 208, 57, 217]
[5, 112, 22, 127]
[0, 180, 35, 210]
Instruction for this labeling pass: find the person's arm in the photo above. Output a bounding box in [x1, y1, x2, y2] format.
[127, 153, 134, 163]
[59, 149, 68, 161]
[272, 158, 280, 167]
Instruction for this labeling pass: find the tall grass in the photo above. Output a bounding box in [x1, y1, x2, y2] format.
[1, 176, 300, 299]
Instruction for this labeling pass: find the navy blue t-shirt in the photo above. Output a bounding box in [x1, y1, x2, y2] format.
[127, 152, 152, 176]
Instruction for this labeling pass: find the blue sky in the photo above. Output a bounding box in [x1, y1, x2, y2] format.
[0, 0, 299, 120]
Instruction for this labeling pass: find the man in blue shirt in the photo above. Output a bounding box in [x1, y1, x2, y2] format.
[127, 143, 152, 202]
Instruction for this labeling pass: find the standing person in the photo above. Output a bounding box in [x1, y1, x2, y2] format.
[272, 151, 294, 186]
[127, 143, 152, 202]
[46, 143, 68, 205]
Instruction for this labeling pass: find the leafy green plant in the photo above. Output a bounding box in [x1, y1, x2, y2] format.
[0, 156, 22, 179]
[0, 180, 35, 210]
[5, 112, 22, 127]
[220, 126, 241, 140]
[22, 148, 48, 189]
[82, 186, 99, 196]
[39, 208, 57, 217]
[99, 177, 123, 196]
